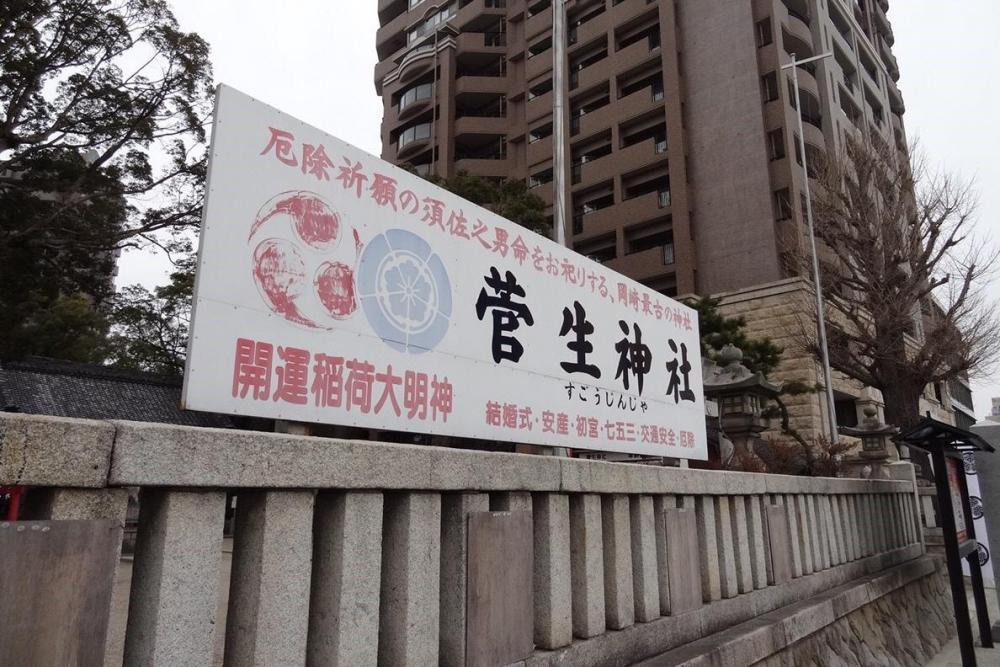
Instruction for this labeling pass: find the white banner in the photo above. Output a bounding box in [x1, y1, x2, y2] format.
[183, 85, 707, 459]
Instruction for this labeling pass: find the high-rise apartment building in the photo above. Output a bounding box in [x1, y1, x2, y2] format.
[375, 0, 904, 294]
[374, 0, 911, 438]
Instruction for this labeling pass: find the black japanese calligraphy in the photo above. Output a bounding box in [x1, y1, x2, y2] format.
[558, 300, 601, 378]
[475, 267, 535, 364]
[665, 339, 696, 403]
[614, 321, 652, 395]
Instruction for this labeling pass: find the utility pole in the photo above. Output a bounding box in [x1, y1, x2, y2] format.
[550, 0, 570, 458]
[782, 51, 839, 445]
[551, 0, 568, 248]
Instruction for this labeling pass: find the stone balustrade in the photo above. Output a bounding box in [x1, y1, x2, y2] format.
[0, 413, 926, 666]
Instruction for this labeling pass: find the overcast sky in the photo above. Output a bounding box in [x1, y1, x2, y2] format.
[117, 0, 1000, 418]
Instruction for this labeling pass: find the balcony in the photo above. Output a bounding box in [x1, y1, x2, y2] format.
[375, 42, 439, 91]
[872, 2, 893, 45]
[571, 149, 613, 187]
[526, 134, 554, 166]
[567, 15, 607, 53]
[879, 40, 900, 82]
[526, 45, 552, 81]
[780, 0, 811, 26]
[616, 84, 664, 121]
[455, 157, 510, 178]
[456, 75, 507, 95]
[455, 0, 507, 30]
[606, 245, 674, 283]
[609, 0, 654, 23]
[612, 38, 661, 81]
[574, 189, 663, 239]
[616, 137, 665, 173]
[569, 57, 608, 93]
[397, 82, 434, 120]
[456, 31, 507, 53]
[525, 89, 554, 124]
[396, 122, 433, 158]
[455, 115, 507, 135]
[375, 10, 412, 60]
[525, 4, 552, 41]
[789, 64, 821, 103]
[570, 98, 614, 138]
[782, 16, 813, 58]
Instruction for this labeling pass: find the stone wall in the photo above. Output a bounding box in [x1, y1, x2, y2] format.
[2, 413, 926, 667]
[714, 277, 962, 450]
[715, 278, 840, 442]
[754, 560, 954, 667]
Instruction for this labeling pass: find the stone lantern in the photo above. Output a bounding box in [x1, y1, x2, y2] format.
[703, 344, 781, 467]
[840, 405, 899, 462]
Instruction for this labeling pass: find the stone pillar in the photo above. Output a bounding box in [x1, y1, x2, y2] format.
[629, 496, 660, 623]
[921, 493, 938, 528]
[308, 491, 384, 667]
[872, 495, 886, 553]
[569, 494, 605, 638]
[225, 490, 315, 667]
[806, 495, 823, 570]
[532, 493, 572, 649]
[696, 495, 722, 601]
[378, 492, 441, 666]
[653, 495, 677, 614]
[601, 494, 635, 629]
[747, 496, 768, 589]
[779, 495, 803, 578]
[795, 495, 814, 575]
[123, 489, 226, 667]
[731, 496, 753, 593]
[715, 496, 739, 598]
[827, 494, 847, 565]
[842, 496, 859, 561]
[863, 494, 877, 556]
[823, 496, 840, 566]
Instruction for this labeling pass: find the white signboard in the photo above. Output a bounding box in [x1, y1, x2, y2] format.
[183, 85, 707, 459]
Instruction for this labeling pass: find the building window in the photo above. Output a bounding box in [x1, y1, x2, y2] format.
[767, 128, 785, 160]
[627, 229, 672, 256]
[407, 2, 457, 44]
[773, 188, 792, 221]
[760, 72, 779, 103]
[658, 189, 671, 208]
[835, 398, 859, 428]
[527, 36, 552, 59]
[755, 18, 773, 47]
[528, 121, 553, 143]
[528, 167, 553, 188]
[398, 122, 432, 149]
[527, 79, 553, 100]
[527, 0, 550, 15]
[398, 83, 433, 112]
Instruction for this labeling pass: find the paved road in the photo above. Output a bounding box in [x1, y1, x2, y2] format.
[927, 584, 1000, 667]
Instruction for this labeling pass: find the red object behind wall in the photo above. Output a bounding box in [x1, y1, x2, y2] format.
[1, 486, 23, 521]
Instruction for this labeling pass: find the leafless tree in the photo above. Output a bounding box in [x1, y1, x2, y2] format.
[806, 135, 1000, 429]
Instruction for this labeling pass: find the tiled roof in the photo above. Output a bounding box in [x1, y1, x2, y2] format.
[0, 357, 232, 428]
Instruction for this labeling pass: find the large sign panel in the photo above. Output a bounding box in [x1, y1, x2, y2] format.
[183, 85, 707, 459]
